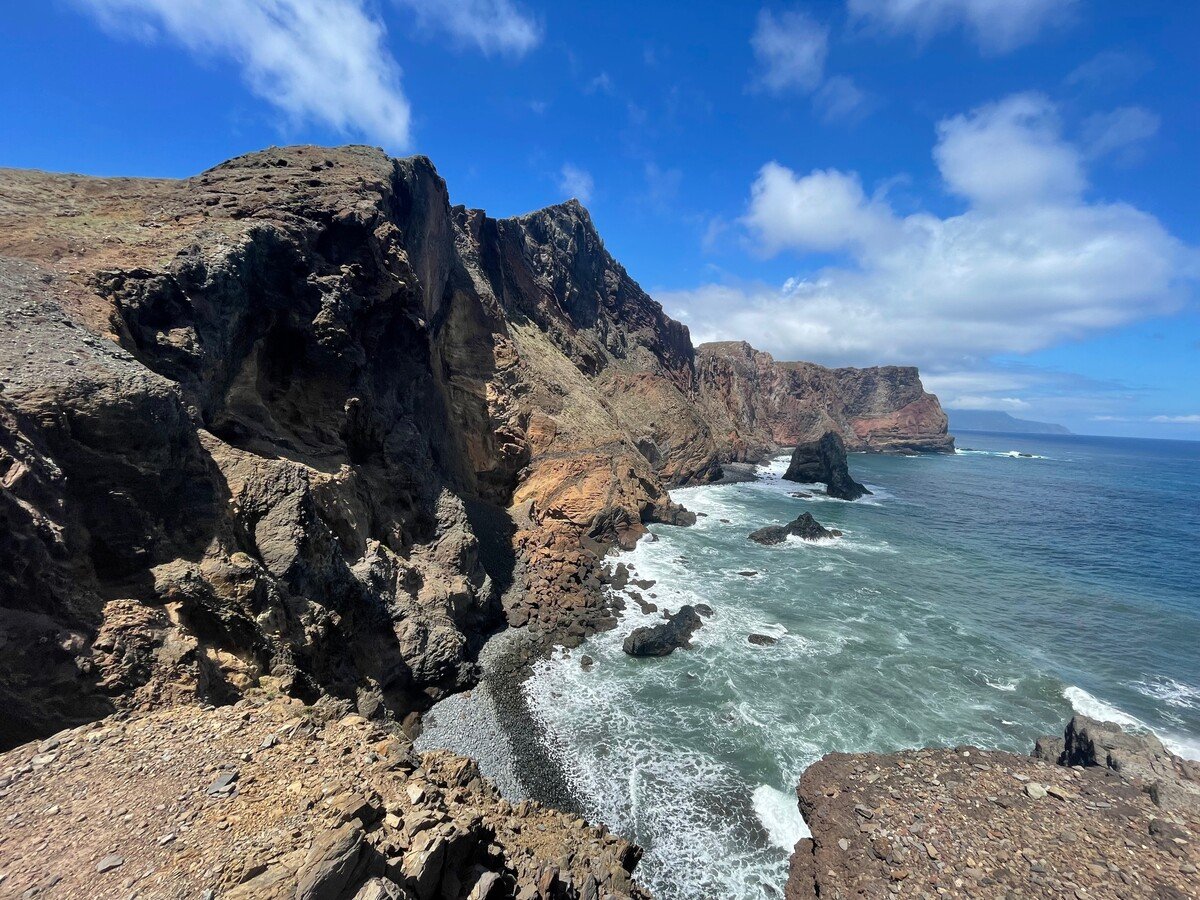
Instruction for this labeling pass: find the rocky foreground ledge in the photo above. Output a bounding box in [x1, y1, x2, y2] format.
[787, 716, 1200, 899]
[0, 696, 645, 899]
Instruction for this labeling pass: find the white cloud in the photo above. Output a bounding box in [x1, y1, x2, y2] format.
[1082, 106, 1160, 161]
[1151, 414, 1200, 424]
[1066, 50, 1150, 90]
[394, 0, 541, 56]
[76, 0, 413, 148]
[944, 395, 1030, 411]
[848, 0, 1076, 54]
[751, 8, 829, 93]
[663, 92, 1191, 372]
[744, 163, 898, 254]
[558, 164, 594, 204]
[934, 94, 1085, 206]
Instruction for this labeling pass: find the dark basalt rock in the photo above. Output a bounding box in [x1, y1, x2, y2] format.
[749, 512, 840, 545]
[622, 605, 703, 656]
[747, 633, 778, 646]
[783, 431, 871, 501]
[748, 525, 789, 545]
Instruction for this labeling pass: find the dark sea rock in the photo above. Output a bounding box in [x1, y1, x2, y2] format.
[749, 512, 840, 545]
[783, 431, 871, 501]
[622, 605, 703, 656]
[694, 604, 714, 617]
[748, 525, 789, 546]
[747, 633, 778, 646]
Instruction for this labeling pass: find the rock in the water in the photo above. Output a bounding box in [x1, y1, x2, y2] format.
[749, 512, 839, 544]
[747, 634, 778, 646]
[783, 432, 870, 501]
[748, 525, 789, 546]
[622, 606, 703, 656]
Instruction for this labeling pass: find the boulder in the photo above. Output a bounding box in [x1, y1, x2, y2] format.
[747, 634, 778, 646]
[622, 606, 703, 656]
[783, 432, 871, 501]
[749, 512, 839, 545]
[295, 822, 365, 900]
[748, 525, 789, 546]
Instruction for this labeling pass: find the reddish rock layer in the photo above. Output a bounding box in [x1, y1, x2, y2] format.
[697, 340, 953, 457]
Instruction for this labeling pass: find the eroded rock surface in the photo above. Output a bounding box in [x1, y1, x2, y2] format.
[787, 720, 1200, 899]
[0, 696, 647, 899]
[621, 605, 703, 657]
[783, 432, 871, 501]
[697, 341, 954, 459]
[749, 512, 840, 545]
[0, 147, 720, 746]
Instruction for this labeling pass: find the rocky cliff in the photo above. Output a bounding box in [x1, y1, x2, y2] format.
[786, 717, 1200, 899]
[697, 341, 954, 457]
[0, 146, 723, 749]
[0, 147, 953, 750]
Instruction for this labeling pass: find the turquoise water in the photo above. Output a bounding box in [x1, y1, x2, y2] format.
[523, 432, 1200, 898]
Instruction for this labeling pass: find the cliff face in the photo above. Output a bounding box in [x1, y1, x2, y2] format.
[0, 147, 949, 752]
[0, 146, 715, 748]
[697, 341, 953, 457]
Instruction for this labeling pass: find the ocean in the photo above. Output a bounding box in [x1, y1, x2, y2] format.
[518, 432, 1200, 897]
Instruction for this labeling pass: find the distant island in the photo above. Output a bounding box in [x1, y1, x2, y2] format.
[949, 409, 1072, 434]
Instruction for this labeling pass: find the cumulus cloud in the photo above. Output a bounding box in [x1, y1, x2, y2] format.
[661, 92, 1190, 374]
[76, 0, 413, 148]
[744, 164, 898, 254]
[934, 94, 1085, 206]
[751, 8, 829, 93]
[394, 0, 541, 56]
[558, 164, 594, 203]
[848, 0, 1076, 54]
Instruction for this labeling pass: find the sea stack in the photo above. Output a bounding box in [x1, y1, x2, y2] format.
[622, 605, 704, 656]
[783, 432, 871, 501]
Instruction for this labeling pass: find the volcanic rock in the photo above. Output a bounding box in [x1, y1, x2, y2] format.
[749, 512, 839, 545]
[622, 605, 703, 656]
[696, 340, 954, 457]
[783, 432, 871, 500]
[786, 718, 1200, 900]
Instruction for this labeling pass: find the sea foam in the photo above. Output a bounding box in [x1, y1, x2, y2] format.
[752, 784, 811, 850]
[1064, 686, 1200, 761]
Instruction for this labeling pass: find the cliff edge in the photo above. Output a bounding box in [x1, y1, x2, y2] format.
[697, 340, 954, 458]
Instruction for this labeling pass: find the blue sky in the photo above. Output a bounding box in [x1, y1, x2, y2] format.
[3, 1, 1198, 437]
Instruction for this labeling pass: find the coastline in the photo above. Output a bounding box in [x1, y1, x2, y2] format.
[416, 622, 586, 817]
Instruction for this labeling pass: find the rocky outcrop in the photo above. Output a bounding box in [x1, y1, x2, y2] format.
[1056, 715, 1200, 815]
[748, 512, 840, 545]
[0, 146, 726, 748]
[787, 719, 1200, 899]
[0, 695, 647, 899]
[697, 341, 953, 458]
[621, 606, 703, 657]
[783, 432, 870, 501]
